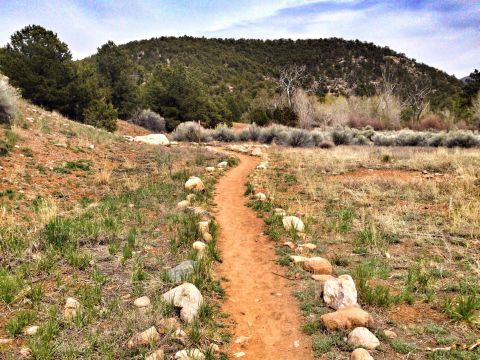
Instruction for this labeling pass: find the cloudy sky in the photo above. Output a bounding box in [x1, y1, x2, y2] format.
[0, 0, 478, 77]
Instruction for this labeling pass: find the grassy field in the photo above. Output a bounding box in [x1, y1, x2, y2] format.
[0, 102, 236, 359]
[249, 145, 480, 359]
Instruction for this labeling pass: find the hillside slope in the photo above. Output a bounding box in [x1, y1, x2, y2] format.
[117, 36, 461, 105]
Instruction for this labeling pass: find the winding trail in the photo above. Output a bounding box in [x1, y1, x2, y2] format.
[214, 152, 313, 360]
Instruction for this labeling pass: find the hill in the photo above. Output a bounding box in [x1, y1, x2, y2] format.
[116, 36, 462, 109]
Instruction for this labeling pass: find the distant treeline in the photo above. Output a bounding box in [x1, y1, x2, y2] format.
[1, 26, 479, 131]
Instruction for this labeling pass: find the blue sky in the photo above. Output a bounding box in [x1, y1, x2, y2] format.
[0, 0, 478, 77]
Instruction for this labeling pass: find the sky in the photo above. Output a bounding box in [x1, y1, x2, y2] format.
[0, 0, 478, 78]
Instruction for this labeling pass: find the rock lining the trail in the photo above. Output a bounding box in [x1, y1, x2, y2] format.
[134, 134, 170, 146]
[169, 260, 197, 283]
[127, 326, 160, 349]
[323, 275, 358, 309]
[162, 283, 203, 323]
[185, 177, 205, 192]
[347, 327, 380, 350]
[282, 216, 305, 232]
[350, 348, 374, 360]
[320, 306, 374, 330]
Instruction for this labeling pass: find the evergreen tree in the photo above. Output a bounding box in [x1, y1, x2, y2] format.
[95, 41, 138, 119]
[0, 25, 76, 114]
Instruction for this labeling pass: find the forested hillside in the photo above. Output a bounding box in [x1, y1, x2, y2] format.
[2, 26, 478, 132]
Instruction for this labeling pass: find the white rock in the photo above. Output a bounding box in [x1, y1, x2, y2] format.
[217, 161, 228, 168]
[185, 177, 205, 192]
[302, 243, 317, 250]
[282, 216, 305, 232]
[206, 166, 215, 172]
[256, 162, 268, 170]
[347, 327, 380, 350]
[175, 349, 205, 360]
[134, 134, 170, 145]
[323, 275, 358, 310]
[23, 326, 39, 336]
[290, 255, 307, 263]
[19, 347, 32, 358]
[177, 200, 190, 209]
[192, 241, 207, 256]
[0, 338, 14, 345]
[201, 232, 213, 242]
[351, 348, 374, 360]
[198, 221, 210, 233]
[162, 283, 203, 323]
[146, 349, 164, 360]
[64, 297, 81, 320]
[134, 296, 151, 308]
[233, 352, 246, 358]
[127, 326, 160, 349]
[274, 208, 287, 216]
[254, 192, 267, 201]
[251, 148, 262, 156]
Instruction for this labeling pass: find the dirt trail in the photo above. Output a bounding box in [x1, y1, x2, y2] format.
[214, 153, 313, 360]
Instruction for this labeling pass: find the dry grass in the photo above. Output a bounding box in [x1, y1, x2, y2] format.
[251, 145, 480, 359]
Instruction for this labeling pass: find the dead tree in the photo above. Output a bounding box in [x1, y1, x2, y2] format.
[403, 74, 433, 124]
[275, 65, 307, 109]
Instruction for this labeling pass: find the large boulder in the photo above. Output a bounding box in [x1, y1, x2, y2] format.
[323, 275, 358, 309]
[282, 216, 305, 232]
[351, 348, 374, 360]
[169, 260, 197, 283]
[320, 306, 374, 331]
[134, 134, 170, 146]
[347, 327, 380, 350]
[127, 326, 160, 349]
[302, 257, 333, 274]
[162, 283, 203, 323]
[185, 177, 205, 192]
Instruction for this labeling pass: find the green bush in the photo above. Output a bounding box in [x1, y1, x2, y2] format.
[83, 99, 118, 132]
[281, 128, 314, 147]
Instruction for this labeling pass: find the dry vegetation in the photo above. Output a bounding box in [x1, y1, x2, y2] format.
[249, 145, 480, 359]
[0, 101, 233, 359]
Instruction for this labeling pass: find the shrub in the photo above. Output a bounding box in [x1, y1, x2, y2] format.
[172, 121, 210, 142]
[351, 134, 370, 145]
[415, 113, 449, 131]
[211, 123, 237, 142]
[444, 131, 480, 148]
[281, 128, 314, 147]
[129, 109, 165, 132]
[258, 125, 286, 144]
[83, 99, 118, 132]
[372, 133, 396, 146]
[332, 128, 353, 145]
[238, 123, 261, 142]
[393, 130, 428, 146]
[0, 75, 18, 126]
[318, 140, 335, 149]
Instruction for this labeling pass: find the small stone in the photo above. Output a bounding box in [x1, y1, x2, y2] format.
[127, 326, 160, 349]
[251, 148, 262, 156]
[134, 296, 151, 308]
[206, 167, 215, 172]
[233, 352, 246, 358]
[321, 306, 374, 331]
[290, 255, 307, 263]
[209, 343, 220, 353]
[303, 257, 333, 275]
[0, 338, 14, 345]
[274, 208, 287, 216]
[293, 340, 300, 348]
[347, 327, 380, 350]
[202, 232, 213, 242]
[169, 260, 197, 283]
[185, 177, 205, 192]
[146, 349, 165, 360]
[177, 200, 190, 209]
[192, 241, 207, 256]
[64, 297, 81, 320]
[186, 194, 196, 202]
[19, 347, 32, 358]
[323, 275, 358, 309]
[198, 221, 210, 233]
[384, 329, 397, 339]
[302, 243, 317, 250]
[254, 192, 267, 201]
[282, 216, 305, 232]
[235, 336, 251, 344]
[175, 348, 205, 359]
[256, 162, 267, 170]
[162, 283, 203, 323]
[283, 241, 296, 249]
[23, 325, 39, 336]
[217, 161, 228, 168]
[351, 348, 374, 360]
